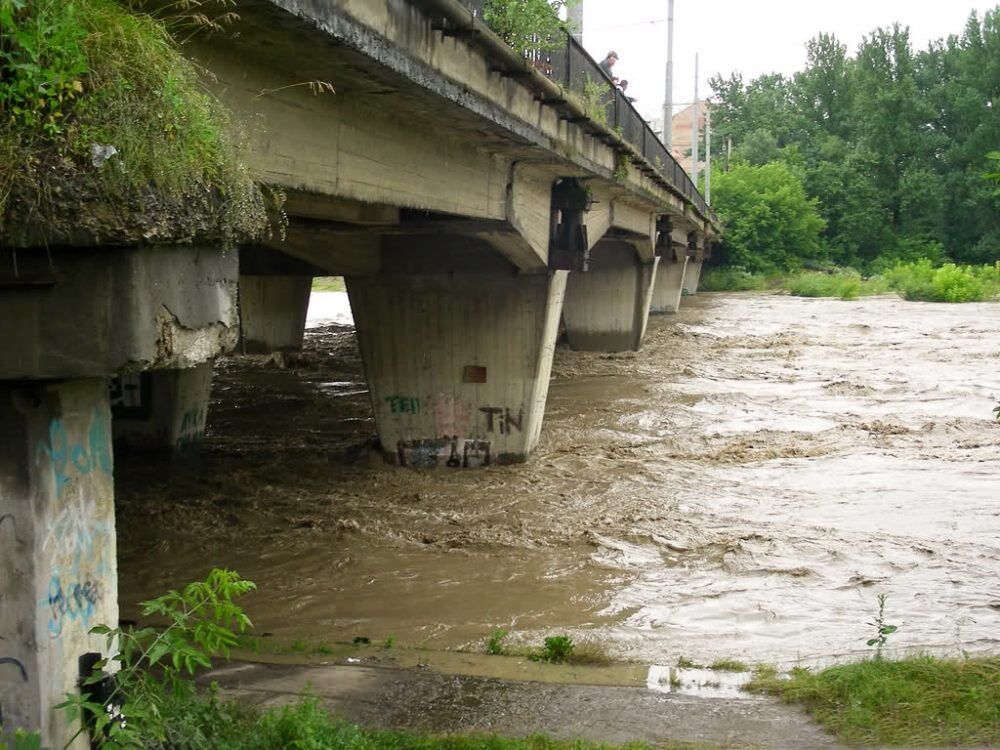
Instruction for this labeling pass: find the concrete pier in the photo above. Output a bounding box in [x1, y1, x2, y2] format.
[0, 379, 117, 750]
[347, 269, 566, 466]
[650, 258, 688, 314]
[111, 362, 214, 453]
[0, 243, 237, 746]
[562, 240, 659, 352]
[683, 260, 703, 295]
[238, 276, 312, 353]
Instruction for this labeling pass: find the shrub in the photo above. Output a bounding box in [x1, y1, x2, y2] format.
[699, 267, 770, 292]
[882, 260, 1000, 302]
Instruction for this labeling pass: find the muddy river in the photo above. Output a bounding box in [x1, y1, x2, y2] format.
[117, 292, 1000, 667]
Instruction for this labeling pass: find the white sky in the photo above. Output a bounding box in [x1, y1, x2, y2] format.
[577, 0, 998, 122]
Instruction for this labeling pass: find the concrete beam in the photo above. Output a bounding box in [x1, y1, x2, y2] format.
[0, 246, 237, 380]
[0, 379, 117, 750]
[346, 268, 566, 465]
[562, 240, 659, 352]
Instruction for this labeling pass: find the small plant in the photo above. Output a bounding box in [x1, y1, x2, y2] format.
[535, 635, 574, 663]
[992, 401, 999, 423]
[486, 627, 508, 655]
[383, 635, 396, 650]
[59, 568, 256, 750]
[676, 656, 703, 669]
[581, 76, 609, 125]
[709, 658, 749, 672]
[612, 152, 629, 182]
[866, 593, 898, 659]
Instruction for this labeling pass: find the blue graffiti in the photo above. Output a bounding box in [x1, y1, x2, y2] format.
[47, 576, 101, 638]
[35, 407, 112, 496]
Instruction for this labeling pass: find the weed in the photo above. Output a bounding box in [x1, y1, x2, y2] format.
[993, 402, 1000, 423]
[867, 593, 898, 659]
[612, 152, 629, 182]
[486, 628, 508, 656]
[534, 635, 574, 663]
[709, 659, 749, 672]
[676, 656, 703, 669]
[699, 267, 771, 292]
[582, 76, 610, 125]
[383, 635, 396, 650]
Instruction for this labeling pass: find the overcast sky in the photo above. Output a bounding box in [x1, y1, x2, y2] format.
[576, 0, 998, 122]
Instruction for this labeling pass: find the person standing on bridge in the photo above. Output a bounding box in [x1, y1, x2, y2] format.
[599, 51, 619, 84]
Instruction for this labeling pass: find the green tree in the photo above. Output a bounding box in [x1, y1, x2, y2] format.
[711, 162, 826, 273]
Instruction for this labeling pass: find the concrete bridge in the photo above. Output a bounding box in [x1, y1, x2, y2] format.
[0, 0, 716, 745]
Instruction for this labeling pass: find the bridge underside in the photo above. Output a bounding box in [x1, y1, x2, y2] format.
[1, 0, 717, 743]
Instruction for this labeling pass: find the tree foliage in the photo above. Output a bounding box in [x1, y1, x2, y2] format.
[709, 7, 1000, 270]
[711, 162, 825, 273]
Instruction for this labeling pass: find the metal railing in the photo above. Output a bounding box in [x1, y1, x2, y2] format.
[454, 0, 710, 217]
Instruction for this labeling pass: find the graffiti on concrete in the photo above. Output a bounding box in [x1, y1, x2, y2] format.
[47, 576, 101, 638]
[175, 407, 206, 451]
[479, 406, 524, 434]
[34, 408, 112, 498]
[385, 395, 421, 415]
[0, 657, 28, 682]
[396, 438, 491, 468]
[41, 487, 100, 562]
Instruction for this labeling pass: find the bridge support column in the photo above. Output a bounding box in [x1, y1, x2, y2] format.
[562, 240, 659, 352]
[347, 270, 566, 466]
[650, 257, 689, 314]
[0, 378, 117, 750]
[682, 260, 703, 295]
[238, 275, 312, 353]
[111, 361, 214, 453]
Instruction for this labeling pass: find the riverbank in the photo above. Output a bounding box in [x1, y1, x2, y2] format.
[700, 261, 1000, 302]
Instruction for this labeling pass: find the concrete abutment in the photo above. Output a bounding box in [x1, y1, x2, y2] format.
[562, 240, 659, 352]
[346, 270, 566, 466]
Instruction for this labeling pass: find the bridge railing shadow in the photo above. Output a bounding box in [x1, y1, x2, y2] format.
[455, 0, 710, 218]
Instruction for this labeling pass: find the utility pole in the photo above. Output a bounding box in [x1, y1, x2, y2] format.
[663, 0, 674, 149]
[691, 53, 699, 185]
[567, 0, 583, 43]
[705, 101, 711, 203]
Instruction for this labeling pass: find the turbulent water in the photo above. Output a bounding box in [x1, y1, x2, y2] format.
[117, 292, 1000, 667]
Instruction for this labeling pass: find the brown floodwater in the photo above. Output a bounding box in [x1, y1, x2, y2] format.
[116, 292, 1000, 667]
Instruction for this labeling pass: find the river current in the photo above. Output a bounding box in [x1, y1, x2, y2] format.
[117, 292, 1000, 667]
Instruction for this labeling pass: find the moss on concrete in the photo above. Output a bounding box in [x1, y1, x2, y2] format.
[0, 0, 271, 248]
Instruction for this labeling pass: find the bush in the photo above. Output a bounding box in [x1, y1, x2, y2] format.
[710, 162, 827, 273]
[787, 271, 864, 300]
[882, 260, 1000, 302]
[699, 267, 770, 292]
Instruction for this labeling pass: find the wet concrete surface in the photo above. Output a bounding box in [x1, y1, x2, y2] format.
[116, 292, 1000, 667]
[202, 660, 843, 749]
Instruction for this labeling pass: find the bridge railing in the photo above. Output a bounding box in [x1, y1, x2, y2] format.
[454, 0, 710, 218]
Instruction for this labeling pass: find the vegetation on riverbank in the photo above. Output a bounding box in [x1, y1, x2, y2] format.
[312, 276, 347, 292]
[707, 9, 999, 270]
[748, 656, 1000, 746]
[0, 0, 268, 247]
[700, 260, 1000, 302]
